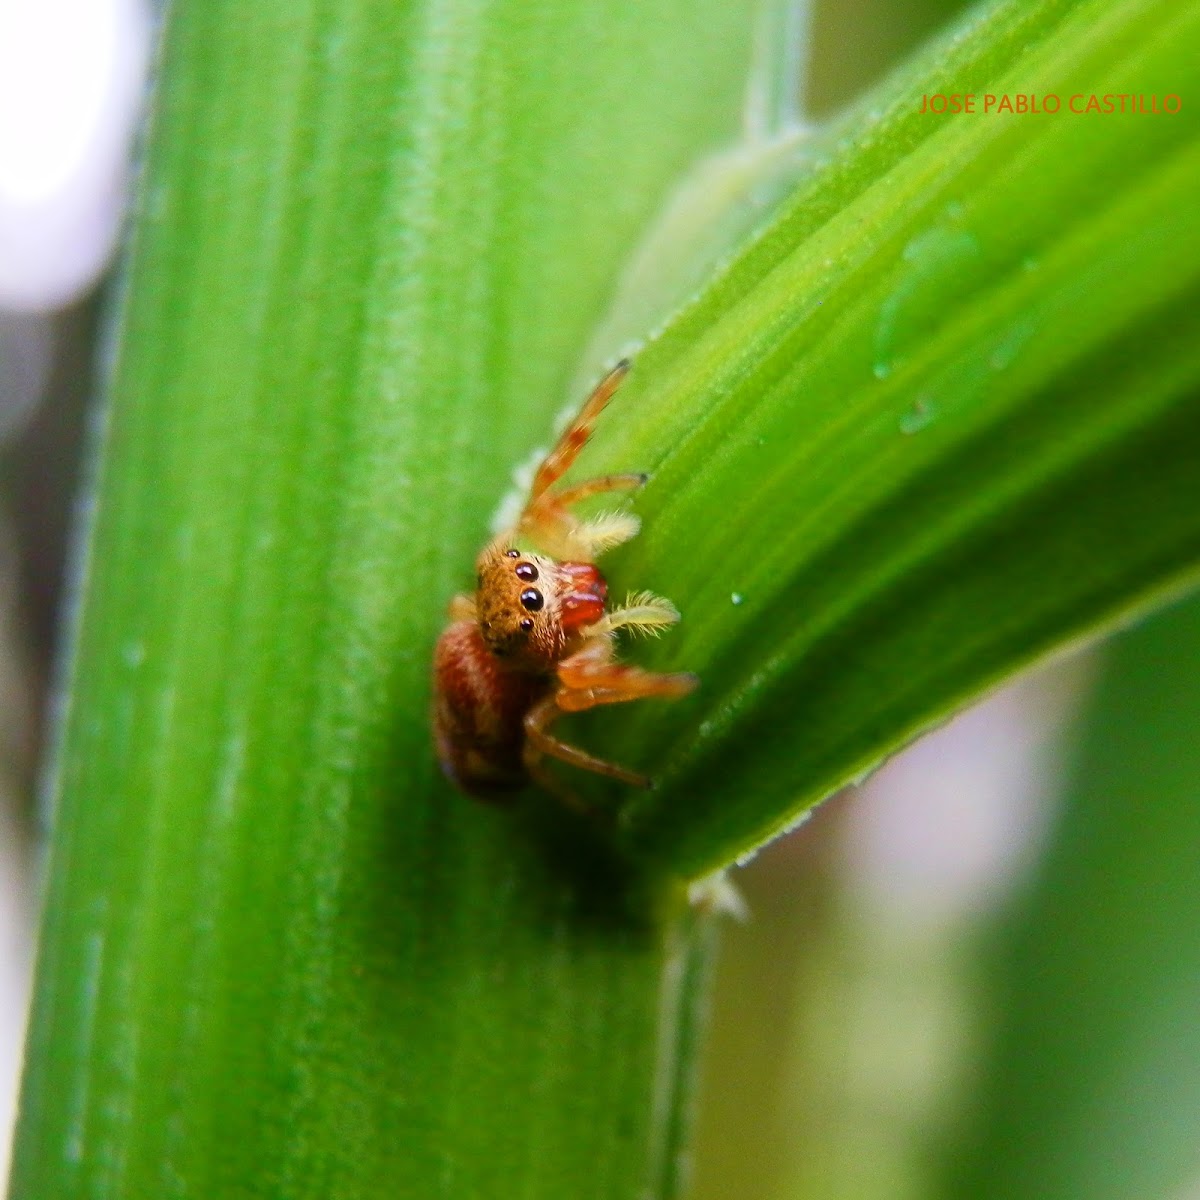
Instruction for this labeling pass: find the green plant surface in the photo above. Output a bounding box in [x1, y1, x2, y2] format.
[939, 591, 1200, 1200]
[14, 0, 1200, 1195]
[10, 1, 758, 1196]
[576, 0, 1200, 876]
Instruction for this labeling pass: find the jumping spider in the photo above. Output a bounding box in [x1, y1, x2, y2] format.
[433, 360, 696, 803]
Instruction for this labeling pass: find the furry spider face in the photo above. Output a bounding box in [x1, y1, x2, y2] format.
[474, 544, 606, 672]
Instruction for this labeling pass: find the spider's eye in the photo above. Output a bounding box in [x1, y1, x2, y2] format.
[519, 588, 544, 612]
[519, 617, 534, 632]
[505, 548, 520, 558]
[515, 562, 538, 582]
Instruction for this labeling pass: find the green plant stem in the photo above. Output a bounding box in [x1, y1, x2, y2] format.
[10, 1, 757, 1196]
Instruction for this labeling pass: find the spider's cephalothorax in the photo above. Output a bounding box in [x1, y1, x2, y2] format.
[474, 548, 607, 669]
[432, 360, 696, 803]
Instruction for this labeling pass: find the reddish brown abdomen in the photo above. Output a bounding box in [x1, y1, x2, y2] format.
[433, 620, 551, 800]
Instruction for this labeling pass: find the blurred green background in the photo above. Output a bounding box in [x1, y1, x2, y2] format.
[691, 585, 1200, 1200]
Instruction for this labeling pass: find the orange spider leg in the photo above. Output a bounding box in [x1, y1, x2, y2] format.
[522, 694, 649, 790]
[516, 363, 643, 560]
[555, 655, 699, 712]
[555, 615, 696, 701]
[526, 359, 631, 507]
[520, 636, 697, 795]
[550, 472, 648, 508]
[522, 753, 595, 817]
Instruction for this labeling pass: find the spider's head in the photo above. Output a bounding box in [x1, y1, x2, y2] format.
[474, 542, 606, 671]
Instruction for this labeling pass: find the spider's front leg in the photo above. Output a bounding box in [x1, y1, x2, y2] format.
[521, 628, 697, 796]
[522, 694, 650, 793]
[526, 360, 631, 506]
[446, 593, 476, 621]
[553, 633, 698, 714]
[518, 361, 647, 561]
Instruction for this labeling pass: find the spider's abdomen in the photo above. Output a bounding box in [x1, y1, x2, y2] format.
[432, 620, 551, 799]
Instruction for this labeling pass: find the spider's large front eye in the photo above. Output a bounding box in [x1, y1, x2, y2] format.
[519, 588, 544, 612]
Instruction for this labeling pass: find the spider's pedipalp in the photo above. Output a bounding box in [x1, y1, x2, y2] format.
[591, 591, 680, 638]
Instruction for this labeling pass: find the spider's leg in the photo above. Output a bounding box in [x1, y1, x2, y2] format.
[522, 694, 649, 788]
[447, 593, 476, 620]
[525, 360, 630, 507]
[554, 632, 698, 712]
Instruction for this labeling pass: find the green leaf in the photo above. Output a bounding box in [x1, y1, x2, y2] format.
[568, 0, 1200, 877]
[10, 1, 757, 1196]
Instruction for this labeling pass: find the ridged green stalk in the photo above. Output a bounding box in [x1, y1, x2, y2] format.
[10, 1, 755, 1195]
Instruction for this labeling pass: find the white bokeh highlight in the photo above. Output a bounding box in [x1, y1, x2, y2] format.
[0, 0, 150, 310]
[840, 663, 1090, 935]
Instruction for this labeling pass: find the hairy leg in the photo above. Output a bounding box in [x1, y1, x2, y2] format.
[555, 668, 698, 712]
[555, 634, 697, 713]
[551, 472, 647, 508]
[447, 593, 476, 620]
[526, 360, 630, 507]
[516, 365, 647, 559]
[523, 694, 649, 788]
